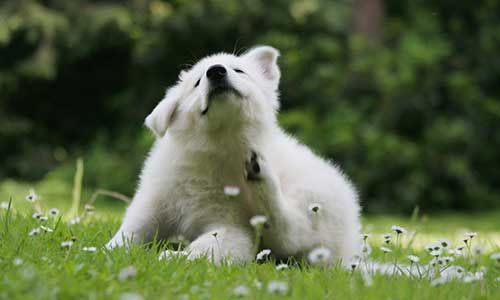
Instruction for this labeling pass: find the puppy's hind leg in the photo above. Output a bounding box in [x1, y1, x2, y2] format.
[246, 150, 310, 252]
[186, 225, 254, 264]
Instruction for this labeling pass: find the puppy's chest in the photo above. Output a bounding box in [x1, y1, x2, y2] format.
[174, 149, 252, 204]
[186, 147, 245, 180]
[165, 151, 257, 234]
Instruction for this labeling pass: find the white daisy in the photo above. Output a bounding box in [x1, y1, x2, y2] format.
[32, 212, 43, 220]
[350, 261, 359, 270]
[69, 216, 81, 225]
[0, 201, 10, 209]
[407, 255, 420, 263]
[39, 225, 53, 233]
[276, 263, 288, 270]
[307, 247, 331, 265]
[465, 232, 477, 239]
[439, 239, 451, 249]
[430, 249, 442, 257]
[489, 252, 500, 262]
[441, 256, 454, 264]
[25, 189, 39, 202]
[307, 203, 321, 214]
[391, 225, 406, 234]
[61, 240, 74, 248]
[361, 244, 372, 256]
[362, 233, 370, 241]
[223, 185, 240, 197]
[28, 227, 41, 236]
[39, 216, 48, 222]
[82, 246, 97, 252]
[118, 266, 137, 281]
[448, 248, 463, 257]
[49, 208, 60, 216]
[256, 249, 271, 261]
[250, 215, 268, 228]
[267, 280, 288, 295]
[380, 247, 392, 254]
[382, 234, 392, 244]
[253, 279, 263, 289]
[84, 204, 95, 214]
[13, 257, 23, 266]
[232, 284, 250, 297]
[429, 257, 439, 267]
[425, 242, 441, 252]
[450, 266, 465, 275]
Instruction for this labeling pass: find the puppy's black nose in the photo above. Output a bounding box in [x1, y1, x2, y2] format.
[206, 65, 227, 82]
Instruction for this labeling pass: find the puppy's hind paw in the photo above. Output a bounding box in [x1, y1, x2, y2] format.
[245, 150, 261, 181]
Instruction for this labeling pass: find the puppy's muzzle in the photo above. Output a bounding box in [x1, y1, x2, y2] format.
[207, 65, 238, 98]
[202, 64, 242, 115]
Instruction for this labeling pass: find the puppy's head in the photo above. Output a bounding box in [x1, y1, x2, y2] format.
[145, 46, 281, 139]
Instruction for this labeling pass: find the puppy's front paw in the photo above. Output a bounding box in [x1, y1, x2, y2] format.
[105, 230, 135, 250]
[106, 236, 125, 250]
[245, 150, 261, 181]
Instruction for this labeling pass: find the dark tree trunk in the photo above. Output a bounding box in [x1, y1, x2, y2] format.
[353, 0, 385, 43]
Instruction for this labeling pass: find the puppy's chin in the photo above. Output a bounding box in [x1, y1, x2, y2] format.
[201, 93, 247, 131]
[209, 86, 242, 101]
[202, 87, 242, 115]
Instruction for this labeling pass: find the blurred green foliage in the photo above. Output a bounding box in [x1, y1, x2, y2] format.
[1, 0, 500, 213]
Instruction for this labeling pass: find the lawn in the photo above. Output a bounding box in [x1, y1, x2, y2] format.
[1, 183, 499, 299]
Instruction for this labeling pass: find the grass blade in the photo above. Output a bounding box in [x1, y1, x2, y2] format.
[70, 158, 84, 217]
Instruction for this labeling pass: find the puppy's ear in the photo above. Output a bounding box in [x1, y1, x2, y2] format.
[242, 46, 281, 84]
[145, 86, 181, 138]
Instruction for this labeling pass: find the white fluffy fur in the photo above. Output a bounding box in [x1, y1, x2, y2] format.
[107, 46, 362, 265]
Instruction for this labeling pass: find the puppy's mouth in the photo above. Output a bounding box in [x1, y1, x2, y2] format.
[209, 85, 241, 99]
[201, 83, 242, 115]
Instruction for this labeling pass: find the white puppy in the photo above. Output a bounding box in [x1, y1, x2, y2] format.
[106, 46, 361, 265]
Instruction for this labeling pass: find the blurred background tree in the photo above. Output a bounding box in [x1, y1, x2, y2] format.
[1, 0, 499, 214]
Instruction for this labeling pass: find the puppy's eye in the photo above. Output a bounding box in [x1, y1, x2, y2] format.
[194, 78, 201, 88]
[234, 68, 245, 74]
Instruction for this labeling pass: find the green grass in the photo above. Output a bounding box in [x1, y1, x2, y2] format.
[1, 185, 500, 299]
